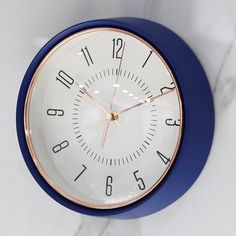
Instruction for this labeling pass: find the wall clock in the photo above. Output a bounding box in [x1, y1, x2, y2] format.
[16, 17, 214, 219]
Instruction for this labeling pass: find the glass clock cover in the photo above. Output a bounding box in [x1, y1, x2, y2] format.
[24, 28, 182, 209]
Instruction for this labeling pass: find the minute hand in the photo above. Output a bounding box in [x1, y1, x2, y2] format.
[118, 88, 176, 115]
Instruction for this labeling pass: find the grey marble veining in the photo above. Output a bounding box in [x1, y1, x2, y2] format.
[213, 29, 236, 94]
[215, 34, 236, 106]
[1, 0, 236, 235]
[74, 216, 141, 236]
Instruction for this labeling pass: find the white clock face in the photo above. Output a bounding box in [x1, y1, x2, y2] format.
[25, 28, 183, 209]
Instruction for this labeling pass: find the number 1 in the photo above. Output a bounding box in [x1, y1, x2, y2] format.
[142, 50, 153, 68]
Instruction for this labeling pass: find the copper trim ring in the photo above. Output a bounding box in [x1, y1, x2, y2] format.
[24, 27, 183, 209]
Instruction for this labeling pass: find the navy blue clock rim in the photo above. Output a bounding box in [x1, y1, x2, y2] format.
[16, 17, 214, 219]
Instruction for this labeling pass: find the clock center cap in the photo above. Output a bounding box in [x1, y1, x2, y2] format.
[106, 112, 119, 122]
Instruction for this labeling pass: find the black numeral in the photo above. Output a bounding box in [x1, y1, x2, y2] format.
[52, 140, 69, 153]
[133, 170, 146, 190]
[165, 118, 181, 126]
[47, 109, 64, 116]
[142, 50, 153, 68]
[105, 176, 113, 196]
[74, 164, 87, 182]
[156, 150, 170, 165]
[112, 38, 123, 59]
[81, 46, 94, 66]
[56, 70, 74, 89]
[160, 82, 175, 94]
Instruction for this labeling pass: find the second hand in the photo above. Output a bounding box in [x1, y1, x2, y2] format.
[100, 42, 126, 148]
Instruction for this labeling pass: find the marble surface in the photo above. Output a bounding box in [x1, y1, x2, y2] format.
[1, 0, 236, 235]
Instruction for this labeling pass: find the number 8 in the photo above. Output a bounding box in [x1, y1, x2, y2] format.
[52, 140, 69, 153]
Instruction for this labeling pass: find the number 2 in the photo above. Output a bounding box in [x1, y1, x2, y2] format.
[160, 82, 175, 94]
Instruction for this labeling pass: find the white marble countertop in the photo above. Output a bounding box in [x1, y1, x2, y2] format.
[1, 0, 236, 235]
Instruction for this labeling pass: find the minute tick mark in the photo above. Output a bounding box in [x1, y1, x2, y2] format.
[145, 140, 150, 145]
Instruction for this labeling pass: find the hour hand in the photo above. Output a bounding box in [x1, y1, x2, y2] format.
[75, 81, 110, 115]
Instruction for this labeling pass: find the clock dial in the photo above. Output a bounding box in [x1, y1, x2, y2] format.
[24, 28, 183, 209]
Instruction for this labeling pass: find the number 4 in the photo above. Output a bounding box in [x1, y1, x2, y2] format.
[156, 150, 170, 165]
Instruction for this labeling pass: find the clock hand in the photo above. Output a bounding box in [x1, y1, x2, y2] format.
[75, 82, 110, 115]
[75, 82, 121, 127]
[100, 120, 110, 148]
[118, 88, 176, 115]
[100, 42, 126, 148]
[109, 42, 126, 111]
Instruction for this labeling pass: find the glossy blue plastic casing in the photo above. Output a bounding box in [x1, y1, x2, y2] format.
[16, 18, 214, 219]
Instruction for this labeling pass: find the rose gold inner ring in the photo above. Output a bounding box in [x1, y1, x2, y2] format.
[24, 27, 183, 210]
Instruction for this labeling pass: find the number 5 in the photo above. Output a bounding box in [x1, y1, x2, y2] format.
[133, 170, 146, 190]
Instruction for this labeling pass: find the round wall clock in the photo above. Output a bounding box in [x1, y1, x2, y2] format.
[16, 17, 214, 218]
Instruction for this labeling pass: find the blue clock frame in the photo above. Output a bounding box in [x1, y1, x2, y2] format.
[16, 17, 214, 219]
